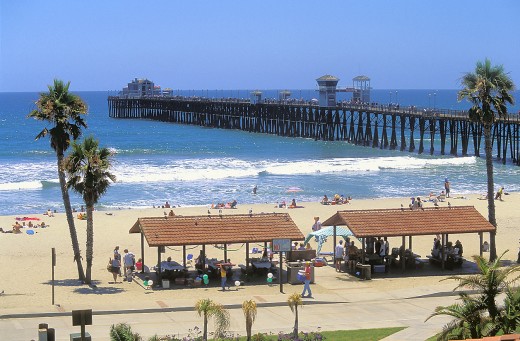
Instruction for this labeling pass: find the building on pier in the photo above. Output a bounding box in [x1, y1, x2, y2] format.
[120, 78, 171, 98]
[353, 75, 371, 104]
[316, 75, 339, 107]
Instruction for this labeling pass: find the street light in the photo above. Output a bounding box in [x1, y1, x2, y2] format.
[433, 92, 437, 109]
[395, 91, 398, 104]
[389, 91, 392, 104]
[428, 93, 431, 108]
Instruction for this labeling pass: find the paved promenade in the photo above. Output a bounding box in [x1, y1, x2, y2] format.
[0, 266, 458, 340]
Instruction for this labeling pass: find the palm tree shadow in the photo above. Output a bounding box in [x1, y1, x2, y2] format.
[73, 286, 124, 295]
[41, 279, 101, 287]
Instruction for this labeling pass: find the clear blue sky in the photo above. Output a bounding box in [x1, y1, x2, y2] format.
[1, 1, 519, 92]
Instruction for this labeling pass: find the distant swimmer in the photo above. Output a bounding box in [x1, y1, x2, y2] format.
[252, 185, 257, 194]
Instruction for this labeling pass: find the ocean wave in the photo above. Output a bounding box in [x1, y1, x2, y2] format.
[110, 156, 477, 184]
[0, 180, 43, 191]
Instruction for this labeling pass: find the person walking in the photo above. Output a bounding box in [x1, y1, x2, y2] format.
[114, 246, 122, 277]
[335, 240, 345, 272]
[301, 261, 312, 298]
[444, 178, 451, 198]
[123, 249, 135, 281]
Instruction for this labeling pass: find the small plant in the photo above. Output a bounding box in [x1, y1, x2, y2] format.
[110, 323, 142, 341]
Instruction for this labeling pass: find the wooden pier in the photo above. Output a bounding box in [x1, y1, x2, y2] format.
[108, 97, 520, 165]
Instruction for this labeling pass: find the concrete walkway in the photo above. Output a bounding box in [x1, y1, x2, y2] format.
[0, 266, 458, 340]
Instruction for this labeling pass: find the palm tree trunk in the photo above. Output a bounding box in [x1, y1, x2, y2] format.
[246, 317, 252, 341]
[203, 312, 208, 341]
[293, 306, 299, 339]
[85, 204, 94, 284]
[57, 154, 85, 282]
[484, 127, 497, 261]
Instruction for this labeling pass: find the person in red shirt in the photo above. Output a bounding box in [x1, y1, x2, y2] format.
[301, 261, 312, 298]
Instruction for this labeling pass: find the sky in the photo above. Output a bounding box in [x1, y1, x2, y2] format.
[1, 1, 519, 92]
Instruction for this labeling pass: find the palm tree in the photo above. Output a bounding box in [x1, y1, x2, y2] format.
[64, 136, 116, 284]
[242, 299, 257, 341]
[28, 79, 88, 282]
[429, 252, 520, 337]
[426, 293, 489, 340]
[194, 298, 230, 341]
[447, 253, 520, 326]
[287, 293, 303, 339]
[458, 59, 515, 261]
[499, 286, 520, 334]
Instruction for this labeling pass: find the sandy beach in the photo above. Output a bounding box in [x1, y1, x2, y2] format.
[0, 193, 518, 313]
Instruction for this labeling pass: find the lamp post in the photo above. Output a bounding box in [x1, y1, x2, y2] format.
[433, 92, 437, 109]
[389, 91, 392, 104]
[428, 93, 431, 108]
[395, 91, 398, 104]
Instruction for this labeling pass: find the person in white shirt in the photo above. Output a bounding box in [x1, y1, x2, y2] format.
[123, 249, 135, 280]
[335, 240, 345, 272]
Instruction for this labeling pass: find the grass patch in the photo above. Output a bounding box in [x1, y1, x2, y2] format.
[234, 327, 406, 340]
[320, 327, 406, 340]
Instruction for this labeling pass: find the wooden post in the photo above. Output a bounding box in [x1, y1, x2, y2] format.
[279, 251, 283, 293]
[202, 244, 206, 275]
[479, 232, 483, 257]
[361, 237, 365, 265]
[224, 244, 228, 263]
[51, 248, 56, 305]
[183, 245, 186, 268]
[246, 243, 250, 272]
[333, 225, 337, 264]
[140, 231, 145, 274]
[441, 234, 445, 270]
[401, 236, 406, 272]
[409, 235, 412, 252]
[157, 247, 162, 282]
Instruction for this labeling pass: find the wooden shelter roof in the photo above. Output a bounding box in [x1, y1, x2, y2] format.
[321, 206, 495, 238]
[129, 213, 305, 247]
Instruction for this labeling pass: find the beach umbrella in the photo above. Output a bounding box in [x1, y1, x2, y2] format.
[304, 226, 354, 254]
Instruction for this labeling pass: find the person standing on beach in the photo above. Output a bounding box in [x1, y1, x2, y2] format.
[335, 240, 345, 272]
[123, 249, 135, 280]
[311, 216, 322, 232]
[444, 178, 451, 198]
[114, 246, 122, 277]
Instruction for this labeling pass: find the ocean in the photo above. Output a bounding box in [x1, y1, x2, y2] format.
[1, 89, 520, 216]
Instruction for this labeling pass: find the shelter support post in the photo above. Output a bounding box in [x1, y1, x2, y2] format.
[246, 243, 250, 272]
[224, 244, 228, 262]
[202, 245, 206, 275]
[157, 247, 162, 282]
[183, 245, 186, 268]
[333, 225, 337, 264]
[279, 251, 283, 294]
[361, 237, 365, 265]
[408, 236, 412, 252]
[401, 236, 405, 272]
[441, 234, 445, 270]
[140, 231, 145, 274]
[479, 232, 483, 257]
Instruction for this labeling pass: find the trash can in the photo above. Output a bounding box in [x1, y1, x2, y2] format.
[360, 264, 371, 280]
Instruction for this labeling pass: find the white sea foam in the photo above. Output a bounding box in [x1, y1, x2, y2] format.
[109, 156, 477, 184]
[0, 180, 43, 191]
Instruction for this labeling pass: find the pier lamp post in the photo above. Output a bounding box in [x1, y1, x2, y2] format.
[428, 93, 431, 108]
[433, 92, 437, 109]
[389, 91, 392, 104]
[395, 91, 398, 103]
